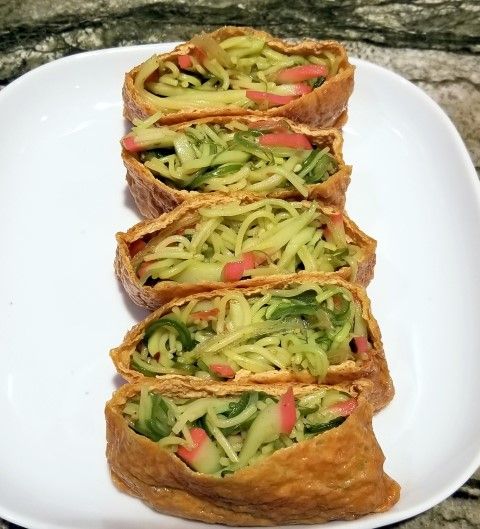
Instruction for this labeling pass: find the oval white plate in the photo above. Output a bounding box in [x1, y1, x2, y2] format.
[0, 44, 479, 529]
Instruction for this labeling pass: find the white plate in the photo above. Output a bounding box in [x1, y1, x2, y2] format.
[1, 43, 479, 529]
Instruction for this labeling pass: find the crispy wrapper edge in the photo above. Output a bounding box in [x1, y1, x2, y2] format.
[122, 26, 354, 129]
[123, 116, 351, 216]
[110, 273, 393, 411]
[105, 380, 400, 525]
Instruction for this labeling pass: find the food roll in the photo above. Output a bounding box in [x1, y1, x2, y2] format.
[111, 276, 393, 411]
[123, 115, 351, 216]
[115, 196, 376, 310]
[123, 26, 354, 129]
[105, 379, 399, 525]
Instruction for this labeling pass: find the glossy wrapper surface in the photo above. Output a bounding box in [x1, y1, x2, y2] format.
[105, 379, 400, 525]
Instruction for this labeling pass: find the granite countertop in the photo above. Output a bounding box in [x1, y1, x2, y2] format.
[1, 1, 479, 528]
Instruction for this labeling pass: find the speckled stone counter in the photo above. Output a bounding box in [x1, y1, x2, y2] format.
[1, 1, 479, 528]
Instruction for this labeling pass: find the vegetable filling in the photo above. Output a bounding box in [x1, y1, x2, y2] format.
[123, 120, 338, 195]
[130, 199, 363, 285]
[123, 387, 356, 475]
[130, 283, 371, 380]
[134, 34, 341, 113]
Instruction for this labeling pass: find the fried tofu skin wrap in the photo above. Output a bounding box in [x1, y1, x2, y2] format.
[123, 116, 351, 216]
[105, 380, 399, 525]
[123, 26, 354, 129]
[115, 197, 376, 310]
[111, 277, 393, 410]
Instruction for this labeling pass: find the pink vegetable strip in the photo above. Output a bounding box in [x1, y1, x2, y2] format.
[278, 388, 296, 435]
[328, 398, 357, 417]
[209, 363, 235, 379]
[325, 212, 347, 248]
[246, 90, 297, 107]
[122, 135, 144, 152]
[276, 64, 328, 83]
[176, 427, 221, 474]
[190, 308, 220, 321]
[222, 260, 245, 282]
[353, 336, 370, 353]
[221, 252, 262, 282]
[178, 55, 193, 69]
[177, 428, 208, 463]
[259, 133, 312, 150]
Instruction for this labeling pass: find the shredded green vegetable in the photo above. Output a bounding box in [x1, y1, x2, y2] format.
[131, 199, 362, 286]
[134, 34, 341, 113]
[129, 283, 371, 381]
[123, 388, 354, 475]
[127, 121, 338, 194]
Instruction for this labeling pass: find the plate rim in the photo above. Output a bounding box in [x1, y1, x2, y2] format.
[0, 43, 479, 529]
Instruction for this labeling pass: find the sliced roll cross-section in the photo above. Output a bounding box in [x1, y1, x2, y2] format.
[123, 26, 354, 128]
[111, 277, 393, 410]
[122, 116, 351, 216]
[115, 197, 376, 310]
[105, 380, 399, 525]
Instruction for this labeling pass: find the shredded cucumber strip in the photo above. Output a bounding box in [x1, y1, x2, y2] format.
[135, 33, 340, 117]
[206, 410, 239, 463]
[124, 388, 353, 475]
[131, 118, 336, 197]
[130, 281, 370, 383]
[185, 320, 302, 359]
[172, 398, 231, 434]
[136, 199, 359, 307]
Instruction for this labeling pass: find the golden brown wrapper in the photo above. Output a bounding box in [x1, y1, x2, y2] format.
[105, 379, 400, 525]
[115, 195, 376, 310]
[111, 275, 393, 411]
[123, 26, 354, 129]
[124, 116, 351, 217]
